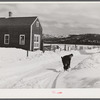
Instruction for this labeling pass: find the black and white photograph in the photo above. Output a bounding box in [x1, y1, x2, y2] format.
[0, 2, 100, 89]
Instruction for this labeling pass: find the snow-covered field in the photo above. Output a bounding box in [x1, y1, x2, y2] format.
[0, 47, 100, 88]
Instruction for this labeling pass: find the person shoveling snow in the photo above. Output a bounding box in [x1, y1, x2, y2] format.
[61, 54, 73, 71]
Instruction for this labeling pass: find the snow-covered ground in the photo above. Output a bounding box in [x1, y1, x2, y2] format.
[0, 47, 100, 88]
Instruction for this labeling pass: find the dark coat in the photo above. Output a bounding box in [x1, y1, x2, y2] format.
[61, 54, 73, 71]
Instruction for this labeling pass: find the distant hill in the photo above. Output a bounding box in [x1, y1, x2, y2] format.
[43, 34, 100, 45]
[42, 34, 59, 44]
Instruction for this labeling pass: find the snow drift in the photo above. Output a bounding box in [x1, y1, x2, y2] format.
[63, 52, 100, 88]
[0, 47, 99, 88]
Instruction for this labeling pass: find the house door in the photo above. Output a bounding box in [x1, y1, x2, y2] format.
[34, 34, 40, 49]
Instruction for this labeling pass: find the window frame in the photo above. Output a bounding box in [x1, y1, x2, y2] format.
[4, 34, 10, 44]
[34, 34, 40, 49]
[36, 21, 39, 27]
[19, 34, 25, 45]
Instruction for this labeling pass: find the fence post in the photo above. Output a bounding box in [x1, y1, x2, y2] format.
[64, 44, 66, 51]
[75, 44, 77, 50]
[27, 50, 29, 57]
[43, 47, 45, 53]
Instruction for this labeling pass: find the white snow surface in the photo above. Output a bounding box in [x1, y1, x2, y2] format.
[0, 47, 100, 88]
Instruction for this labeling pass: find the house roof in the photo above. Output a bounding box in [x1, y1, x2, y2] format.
[0, 17, 37, 26]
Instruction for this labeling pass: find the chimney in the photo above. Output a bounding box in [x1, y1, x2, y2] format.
[9, 11, 12, 18]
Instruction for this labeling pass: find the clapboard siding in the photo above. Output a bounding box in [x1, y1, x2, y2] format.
[31, 18, 42, 51]
[0, 17, 43, 51]
[0, 25, 30, 50]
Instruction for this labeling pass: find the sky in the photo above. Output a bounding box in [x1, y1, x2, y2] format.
[0, 2, 100, 36]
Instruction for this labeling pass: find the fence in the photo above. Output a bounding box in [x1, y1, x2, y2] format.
[43, 44, 100, 52]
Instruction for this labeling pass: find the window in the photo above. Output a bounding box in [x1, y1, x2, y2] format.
[4, 34, 10, 44]
[19, 35, 25, 45]
[34, 34, 40, 49]
[36, 21, 39, 27]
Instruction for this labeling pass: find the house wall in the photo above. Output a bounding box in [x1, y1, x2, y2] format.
[0, 25, 30, 50]
[31, 18, 43, 51]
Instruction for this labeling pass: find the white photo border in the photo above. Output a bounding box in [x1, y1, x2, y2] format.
[0, 1, 100, 98]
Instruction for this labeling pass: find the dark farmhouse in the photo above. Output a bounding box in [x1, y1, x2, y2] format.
[0, 14, 43, 51]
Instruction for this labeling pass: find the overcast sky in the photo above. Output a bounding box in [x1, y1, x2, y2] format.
[0, 2, 100, 36]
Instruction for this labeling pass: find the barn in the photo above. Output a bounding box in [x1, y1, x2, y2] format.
[0, 13, 43, 51]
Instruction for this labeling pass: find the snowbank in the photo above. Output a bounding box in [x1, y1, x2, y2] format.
[0, 48, 63, 88]
[63, 53, 100, 88]
[0, 47, 91, 88]
[85, 48, 100, 53]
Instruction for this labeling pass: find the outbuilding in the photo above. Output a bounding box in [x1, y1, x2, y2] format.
[0, 13, 43, 51]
